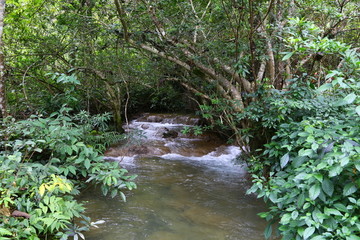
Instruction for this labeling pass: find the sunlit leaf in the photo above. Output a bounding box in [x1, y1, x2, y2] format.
[309, 184, 321, 200]
[343, 183, 357, 196]
[303, 226, 315, 239]
[356, 106, 360, 116]
[282, 52, 294, 61]
[280, 153, 290, 169]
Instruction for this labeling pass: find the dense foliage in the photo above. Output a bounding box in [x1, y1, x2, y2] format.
[0, 107, 136, 239]
[246, 22, 360, 239]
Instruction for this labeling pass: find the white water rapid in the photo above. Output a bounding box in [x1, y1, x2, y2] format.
[104, 113, 243, 171]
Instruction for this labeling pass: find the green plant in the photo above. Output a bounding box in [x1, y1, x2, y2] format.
[247, 23, 360, 239]
[0, 107, 136, 239]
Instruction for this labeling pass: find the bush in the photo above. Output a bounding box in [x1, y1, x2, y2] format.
[0, 107, 136, 239]
[246, 20, 360, 239]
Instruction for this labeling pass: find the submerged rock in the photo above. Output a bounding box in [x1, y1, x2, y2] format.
[147, 115, 163, 122]
[162, 128, 178, 138]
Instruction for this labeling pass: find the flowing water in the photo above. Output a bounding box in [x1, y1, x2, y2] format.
[79, 113, 267, 240]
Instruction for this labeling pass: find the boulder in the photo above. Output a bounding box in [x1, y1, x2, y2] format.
[163, 129, 178, 138]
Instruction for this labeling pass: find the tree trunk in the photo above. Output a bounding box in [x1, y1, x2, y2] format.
[104, 81, 124, 133]
[0, 0, 6, 118]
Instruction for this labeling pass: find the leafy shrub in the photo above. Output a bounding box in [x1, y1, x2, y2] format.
[247, 19, 360, 239]
[0, 107, 136, 239]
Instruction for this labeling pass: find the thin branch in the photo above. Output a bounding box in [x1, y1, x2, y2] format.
[22, 62, 38, 102]
[114, 0, 129, 42]
[255, 0, 274, 31]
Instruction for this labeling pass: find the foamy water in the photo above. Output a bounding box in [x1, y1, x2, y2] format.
[106, 113, 243, 169]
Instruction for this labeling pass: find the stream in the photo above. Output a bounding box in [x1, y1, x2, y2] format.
[79, 113, 267, 240]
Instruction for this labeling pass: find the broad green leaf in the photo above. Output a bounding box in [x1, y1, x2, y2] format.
[297, 193, 305, 208]
[324, 207, 342, 216]
[291, 210, 299, 220]
[309, 184, 321, 200]
[326, 70, 341, 79]
[303, 226, 315, 239]
[317, 83, 332, 92]
[0, 228, 12, 236]
[311, 142, 319, 151]
[340, 157, 349, 167]
[356, 106, 360, 116]
[343, 183, 357, 196]
[282, 52, 294, 61]
[334, 203, 348, 213]
[295, 173, 307, 181]
[304, 126, 315, 134]
[355, 164, 360, 172]
[346, 235, 360, 240]
[329, 165, 342, 177]
[120, 192, 126, 202]
[322, 178, 334, 197]
[299, 149, 313, 157]
[311, 235, 326, 240]
[313, 173, 323, 182]
[334, 93, 357, 106]
[84, 159, 91, 169]
[111, 189, 117, 198]
[280, 213, 291, 224]
[293, 156, 306, 167]
[264, 223, 272, 240]
[280, 153, 290, 169]
[343, 93, 356, 104]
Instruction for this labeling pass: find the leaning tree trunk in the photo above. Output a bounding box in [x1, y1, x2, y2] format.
[0, 0, 6, 118]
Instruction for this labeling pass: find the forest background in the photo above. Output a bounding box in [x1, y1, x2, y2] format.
[0, 0, 359, 239]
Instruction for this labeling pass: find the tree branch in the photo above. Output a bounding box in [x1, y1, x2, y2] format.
[114, 0, 129, 42]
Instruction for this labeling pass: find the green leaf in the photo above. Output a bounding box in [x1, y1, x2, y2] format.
[346, 235, 360, 240]
[303, 226, 315, 239]
[355, 105, 360, 116]
[293, 156, 306, 167]
[343, 93, 356, 104]
[329, 165, 342, 177]
[0, 228, 12, 236]
[120, 192, 126, 202]
[322, 178, 334, 197]
[282, 52, 294, 61]
[291, 210, 299, 220]
[280, 153, 290, 169]
[309, 184, 321, 200]
[317, 83, 332, 92]
[343, 183, 357, 196]
[355, 164, 360, 172]
[311, 236, 326, 240]
[84, 159, 91, 169]
[264, 223, 272, 240]
[334, 93, 357, 106]
[334, 203, 348, 213]
[340, 157, 349, 167]
[111, 189, 117, 198]
[280, 213, 291, 224]
[297, 193, 305, 208]
[299, 149, 313, 157]
[324, 207, 342, 216]
[313, 173, 323, 182]
[326, 70, 341, 79]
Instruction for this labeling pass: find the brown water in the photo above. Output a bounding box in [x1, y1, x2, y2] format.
[79, 114, 267, 240]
